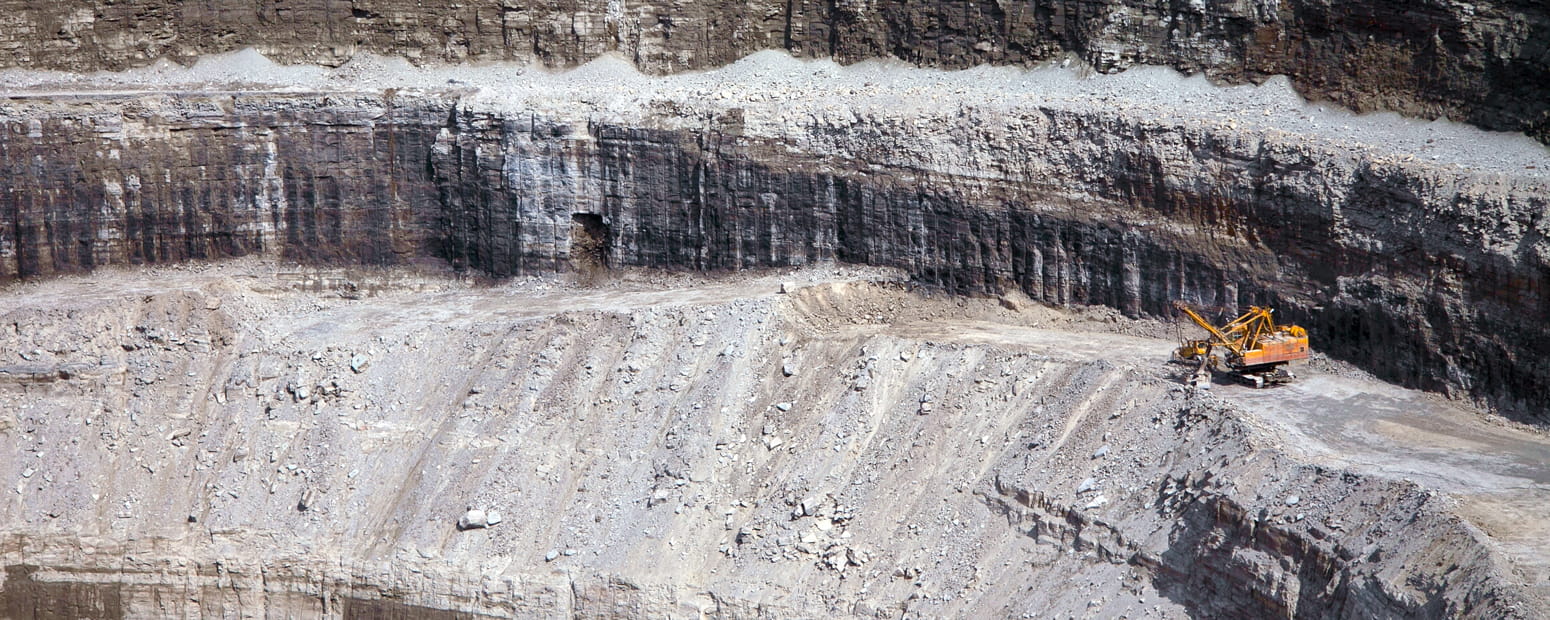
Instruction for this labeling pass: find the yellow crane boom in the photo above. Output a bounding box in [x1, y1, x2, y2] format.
[1176, 303, 1235, 350]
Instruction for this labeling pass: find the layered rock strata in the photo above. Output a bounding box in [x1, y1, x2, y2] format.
[2, 69, 1546, 420]
[0, 0, 1545, 142]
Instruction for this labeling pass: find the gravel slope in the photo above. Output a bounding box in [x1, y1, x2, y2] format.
[0, 262, 1542, 617]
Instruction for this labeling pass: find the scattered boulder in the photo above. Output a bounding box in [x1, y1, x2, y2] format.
[289, 381, 312, 402]
[297, 487, 317, 512]
[456, 507, 504, 530]
[457, 508, 489, 530]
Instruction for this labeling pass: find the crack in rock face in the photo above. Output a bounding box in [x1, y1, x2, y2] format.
[0, 7, 1547, 616]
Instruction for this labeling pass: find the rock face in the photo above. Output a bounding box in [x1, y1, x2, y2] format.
[0, 93, 448, 274]
[0, 0, 1546, 142]
[2, 80, 1546, 422]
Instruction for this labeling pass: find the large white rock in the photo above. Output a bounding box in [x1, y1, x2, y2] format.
[457, 508, 488, 530]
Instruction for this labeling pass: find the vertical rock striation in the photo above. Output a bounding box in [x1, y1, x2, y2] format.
[0, 93, 448, 278]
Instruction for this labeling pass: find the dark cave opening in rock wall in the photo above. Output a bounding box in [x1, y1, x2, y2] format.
[570, 212, 611, 278]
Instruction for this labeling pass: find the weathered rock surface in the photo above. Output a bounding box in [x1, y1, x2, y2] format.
[2, 64, 1546, 421]
[0, 0, 1545, 142]
[0, 92, 448, 274]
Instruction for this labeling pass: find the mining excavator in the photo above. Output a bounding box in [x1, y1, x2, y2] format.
[1173, 301, 1309, 387]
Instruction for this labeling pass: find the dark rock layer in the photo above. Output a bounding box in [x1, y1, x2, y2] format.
[1, 91, 1546, 422]
[0, 0, 1546, 143]
[0, 94, 446, 276]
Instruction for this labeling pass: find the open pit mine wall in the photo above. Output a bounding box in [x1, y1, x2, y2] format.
[1, 0, 1547, 143]
[0, 92, 1547, 421]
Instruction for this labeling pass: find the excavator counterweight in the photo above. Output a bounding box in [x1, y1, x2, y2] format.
[1173, 301, 1309, 387]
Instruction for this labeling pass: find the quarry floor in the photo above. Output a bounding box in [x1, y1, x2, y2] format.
[1, 260, 1547, 617]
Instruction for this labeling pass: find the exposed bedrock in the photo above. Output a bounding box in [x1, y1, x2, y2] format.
[2, 86, 1546, 421]
[0, 0, 1546, 142]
